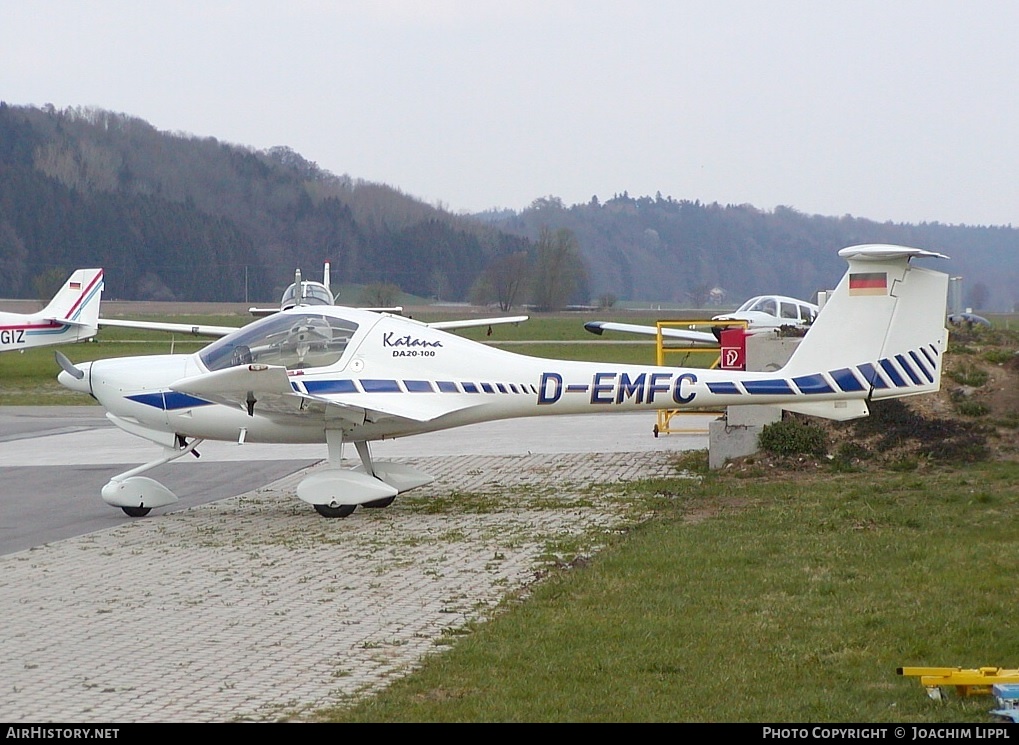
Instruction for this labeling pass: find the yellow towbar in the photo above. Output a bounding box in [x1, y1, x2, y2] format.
[898, 666, 1019, 698]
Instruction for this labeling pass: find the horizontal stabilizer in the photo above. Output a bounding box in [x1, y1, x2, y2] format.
[838, 245, 949, 261]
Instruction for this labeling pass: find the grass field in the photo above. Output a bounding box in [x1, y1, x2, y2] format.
[312, 456, 1019, 723]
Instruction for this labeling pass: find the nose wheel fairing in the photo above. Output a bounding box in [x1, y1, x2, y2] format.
[102, 476, 178, 512]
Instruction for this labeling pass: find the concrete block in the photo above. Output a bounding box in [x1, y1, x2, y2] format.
[726, 404, 782, 427]
[708, 419, 765, 469]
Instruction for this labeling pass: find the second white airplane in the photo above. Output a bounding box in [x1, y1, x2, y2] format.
[584, 294, 819, 347]
[58, 244, 949, 519]
[0, 268, 104, 352]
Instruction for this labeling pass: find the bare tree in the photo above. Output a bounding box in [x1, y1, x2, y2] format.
[358, 282, 401, 307]
[530, 227, 587, 311]
[486, 250, 531, 310]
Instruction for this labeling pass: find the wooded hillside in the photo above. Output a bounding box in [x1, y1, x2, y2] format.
[480, 194, 1019, 311]
[1, 103, 1015, 310]
[0, 103, 527, 303]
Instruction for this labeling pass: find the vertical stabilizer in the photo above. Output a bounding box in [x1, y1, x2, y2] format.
[782, 245, 949, 402]
[38, 268, 104, 334]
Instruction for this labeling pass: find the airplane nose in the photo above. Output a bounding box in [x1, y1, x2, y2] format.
[58, 360, 93, 395]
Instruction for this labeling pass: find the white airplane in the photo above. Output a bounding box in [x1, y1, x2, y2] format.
[249, 263, 340, 317]
[0, 268, 104, 352]
[57, 244, 948, 519]
[99, 260, 414, 339]
[248, 262, 404, 317]
[99, 258, 409, 338]
[584, 294, 820, 346]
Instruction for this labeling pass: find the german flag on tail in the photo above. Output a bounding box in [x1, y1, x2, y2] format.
[849, 272, 887, 296]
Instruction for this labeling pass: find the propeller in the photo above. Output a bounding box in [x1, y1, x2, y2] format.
[55, 351, 84, 380]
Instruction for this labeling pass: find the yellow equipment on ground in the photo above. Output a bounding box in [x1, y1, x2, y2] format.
[898, 666, 1019, 699]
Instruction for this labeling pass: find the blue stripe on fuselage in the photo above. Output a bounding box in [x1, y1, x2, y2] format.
[126, 392, 213, 410]
[742, 380, 794, 395]
[830, 368, 865, 392]
[792, 374, 834, 394]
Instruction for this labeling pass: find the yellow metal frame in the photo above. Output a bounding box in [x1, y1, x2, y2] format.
[898, 666, 1019, 698]
[654, 319, 748, 436]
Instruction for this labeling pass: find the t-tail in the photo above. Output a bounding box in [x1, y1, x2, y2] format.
[779, 245, 949, 420]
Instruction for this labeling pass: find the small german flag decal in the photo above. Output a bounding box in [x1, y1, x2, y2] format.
[69, 282, 81, 290]
[849, 272, 886, 296]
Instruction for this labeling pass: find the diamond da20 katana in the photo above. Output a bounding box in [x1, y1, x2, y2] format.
[57, 245, 949, 518]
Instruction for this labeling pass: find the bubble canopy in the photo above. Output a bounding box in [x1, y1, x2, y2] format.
[199, 312, 359, 372]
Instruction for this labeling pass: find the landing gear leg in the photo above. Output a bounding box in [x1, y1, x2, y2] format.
[102, 437, 205, 516]
[355, 440, 376, 477]
[355, 440, 396, 508]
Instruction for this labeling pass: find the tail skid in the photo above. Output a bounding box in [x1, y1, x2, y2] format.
[780, 245, 949, 416]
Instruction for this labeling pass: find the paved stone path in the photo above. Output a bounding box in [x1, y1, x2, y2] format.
[0, 451, 693, 722]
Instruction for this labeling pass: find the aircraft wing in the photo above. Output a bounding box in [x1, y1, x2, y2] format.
[583, 321, 719, 347]
[101, 312, 524, 337]
[249, 305, 405, 317]
[247, 307, 279, 318]
[170, 364, 334, 421]
[428, 315, 528, 331]
[169, 365, 484, 426]
[307, 391, 486, 425]
[99, 318, 241, 337]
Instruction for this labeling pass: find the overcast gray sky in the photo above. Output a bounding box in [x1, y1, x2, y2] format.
[4, 1, 1018, 226]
